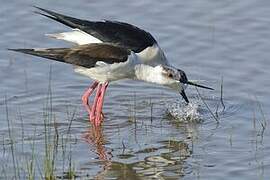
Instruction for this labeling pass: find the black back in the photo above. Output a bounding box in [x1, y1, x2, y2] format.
[35, 7, 157, 52]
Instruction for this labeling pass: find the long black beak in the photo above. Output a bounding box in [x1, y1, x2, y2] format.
[179, 81, 213, 104]
[187, 81, 214, 90]
[180, 89, 189, 103]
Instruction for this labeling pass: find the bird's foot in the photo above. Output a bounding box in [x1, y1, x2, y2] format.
[82, 94, 104, 124]
[89, 111, 104, 125]
[94, 113, 103, 126]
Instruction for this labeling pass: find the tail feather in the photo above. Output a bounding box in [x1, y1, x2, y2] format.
[8, 48, 67, 63]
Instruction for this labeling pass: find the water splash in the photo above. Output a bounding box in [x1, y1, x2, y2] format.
[166, 99, 202, 123]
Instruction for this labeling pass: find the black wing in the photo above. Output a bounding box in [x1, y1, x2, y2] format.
[9, 43, 131, 68]
[35, 7, 157, 53]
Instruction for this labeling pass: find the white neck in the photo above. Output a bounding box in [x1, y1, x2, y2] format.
[134, 64, 183, 91]
[134, 64, 173, 85]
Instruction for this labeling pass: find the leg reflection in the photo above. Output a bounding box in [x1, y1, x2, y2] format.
[82, 125, 110, 160]
[82, 125, 112, 178]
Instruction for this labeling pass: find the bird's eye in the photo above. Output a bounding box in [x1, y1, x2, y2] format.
[168, 73, 173, 78]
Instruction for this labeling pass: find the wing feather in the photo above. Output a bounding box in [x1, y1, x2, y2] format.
[9, 43, 131, 68]
[34, 6, 156, 52]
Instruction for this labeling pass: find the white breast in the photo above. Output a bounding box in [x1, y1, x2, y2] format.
[73, 52, 139, 83]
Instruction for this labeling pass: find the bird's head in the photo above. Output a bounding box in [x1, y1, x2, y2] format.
[160, 65, 214, 103]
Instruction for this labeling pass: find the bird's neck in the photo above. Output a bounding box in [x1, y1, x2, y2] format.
[136, 44, 168, 66]
[134, 64, 182, 92]
[134, 64, 165, 84]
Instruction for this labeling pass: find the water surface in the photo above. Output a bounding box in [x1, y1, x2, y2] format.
[0, 0, 269, 179]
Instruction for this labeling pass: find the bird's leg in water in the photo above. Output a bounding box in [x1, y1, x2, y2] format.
[81, 81, 108, 125]
[90, 83, 102, 122]
[95, 82, 109, 126]
[82, 81, 99, 121]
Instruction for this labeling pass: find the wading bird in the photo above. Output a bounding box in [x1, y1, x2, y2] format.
[9, 7, 213, 126]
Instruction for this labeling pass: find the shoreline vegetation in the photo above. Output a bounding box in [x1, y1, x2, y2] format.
[2, 68, 77, 180]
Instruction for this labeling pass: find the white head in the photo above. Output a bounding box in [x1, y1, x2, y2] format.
[155, 65, 214, 103]
[134, 64, 213, 103]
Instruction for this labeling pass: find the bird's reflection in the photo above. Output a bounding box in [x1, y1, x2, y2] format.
[82, 124, 112, 178]
[82, 125, 110, 161]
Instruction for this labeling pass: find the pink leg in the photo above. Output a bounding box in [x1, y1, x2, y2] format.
[82, 81, 99, 113]
[95, 82, 109, 126]
[90, 84, 102, 121]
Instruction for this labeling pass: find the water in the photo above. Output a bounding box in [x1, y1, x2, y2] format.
[1, 0, 270, 179]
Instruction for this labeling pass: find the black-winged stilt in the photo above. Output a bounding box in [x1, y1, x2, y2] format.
[9, 7, 213, 126]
